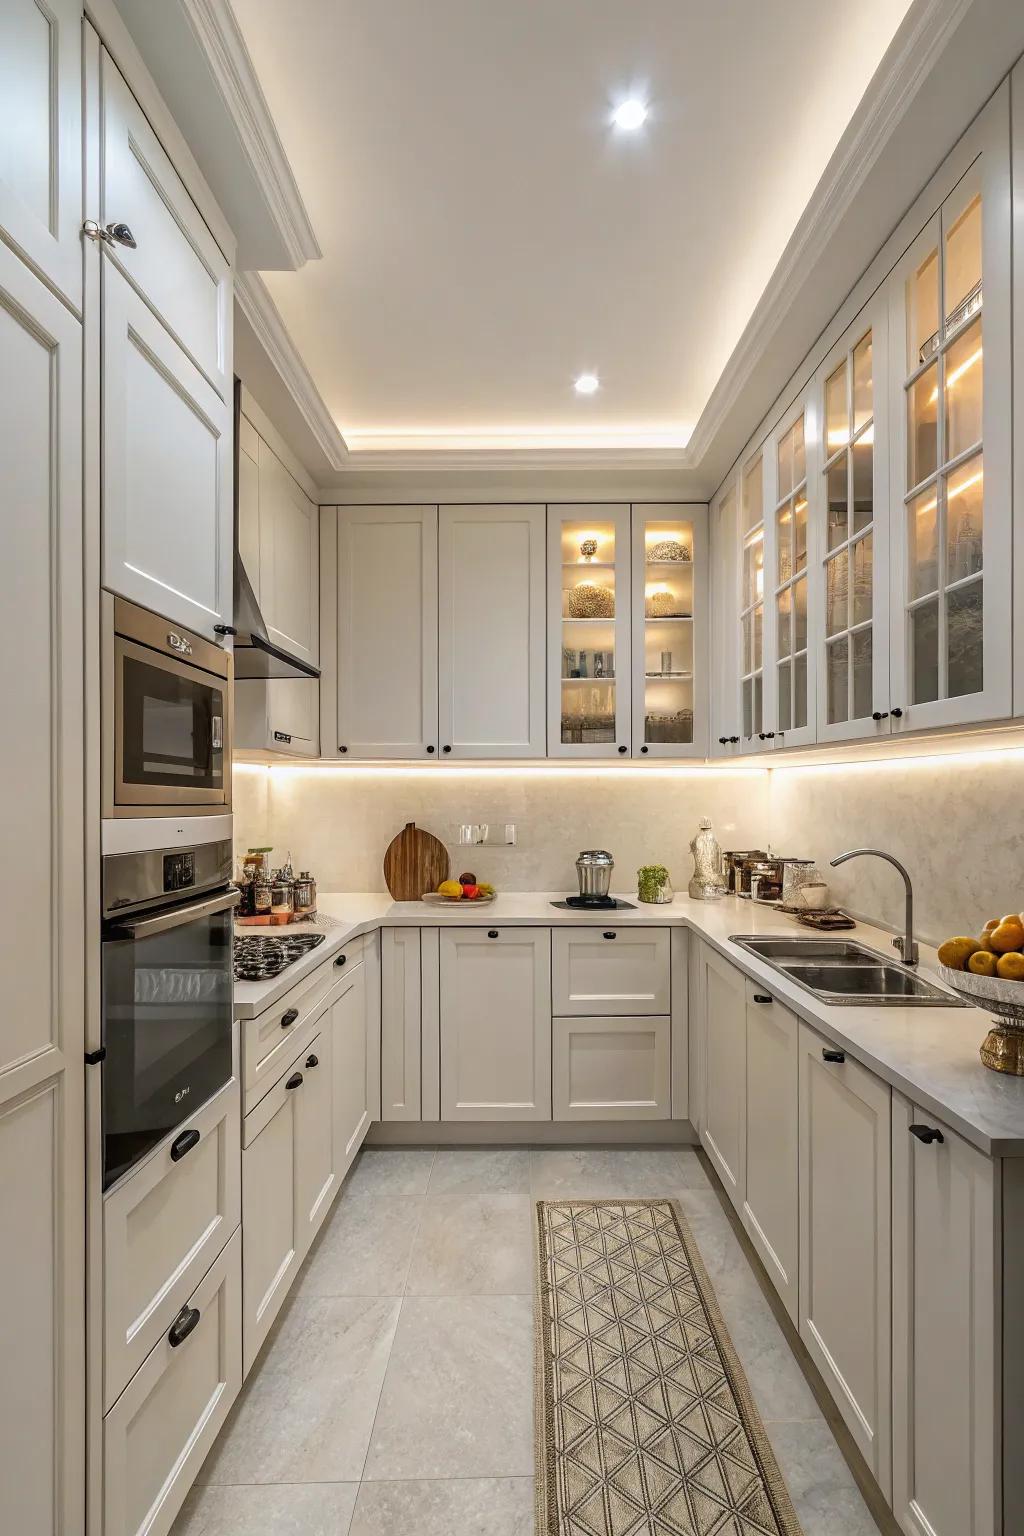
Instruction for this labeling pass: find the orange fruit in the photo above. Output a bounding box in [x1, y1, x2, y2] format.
[988, 921, 1024, 954]
[937, 937, 980, 970]
[983, 918, 1001, 932]
[996, 953, 1024, 982]
[977, 932, 997, 952]
[968, 950, 999, 977]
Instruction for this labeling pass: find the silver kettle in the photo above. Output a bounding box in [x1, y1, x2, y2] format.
[576, 849, 614, 899]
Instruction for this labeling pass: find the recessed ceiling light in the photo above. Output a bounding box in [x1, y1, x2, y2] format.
[574, 373, 600, 395]
[612, 99, 648, 131]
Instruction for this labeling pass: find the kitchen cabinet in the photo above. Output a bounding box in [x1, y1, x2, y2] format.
[798, 1020, 892, 1497]
[0, 238, 84, 1536]
[294, 1029, 335, 1250]
[329, 960, 373, 1181]
[438, 504, 545, 757]
[103, 1230, 241, 1536]
[891, 1094, 998, 1536]
[710, 477, 742, 754]
[552, 927, 670, 1016]
[334, 505, 439, 758]
[631, 505, 709, 757]
[742, 983, 799, 1323]
[736, 451, 774, 753]
[548, 504, 632, 756]
[1015, 59, 1024, 718]
[765, 392, 817, 748]
[440, 928, 552, 1120]
[381, 927, 422, 1120]
[698, 945, 747, 1204]
[0, 0, 81, 310]
[887, 90, 1012, 734]
[552, 1016, 670, 1120]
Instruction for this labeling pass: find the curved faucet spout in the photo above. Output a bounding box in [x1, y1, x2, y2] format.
[829, 847, 918, 966]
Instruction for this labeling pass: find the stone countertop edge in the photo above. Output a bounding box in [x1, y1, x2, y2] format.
[232, 891, 1024, 1156]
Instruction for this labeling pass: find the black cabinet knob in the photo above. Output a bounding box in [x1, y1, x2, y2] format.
[752, 993, 772, 1004]
[280, 1007, 299, 1029]
[718, 736, 727, 745]
[170, 1128, 200, 1162]
[891, 707, 903, 718]
[339, 745, 348, 754]
[426, 744, 435, 753]
[640, 745, 649, 754]
[603, 931, 616, 940]
[872, 711, 889, 722]
[617, 744, 627, 754]
[729, 735, 739, 744]
[305, 1054, 319, 1069]
[167, 1305, 200, 1348]
[334, 954, 347, 967]
[487, 929, 499, 939]
[822, 1047, 846, 1064]
[285, 1072, 303, 1090]
[443, 745, 452, 754]
[910, 1123, 944, 1144]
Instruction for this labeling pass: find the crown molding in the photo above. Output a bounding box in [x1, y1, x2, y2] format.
[235, 270, 349, 471]
[180, 0, 321, 267]
[683, 0, 973, 468]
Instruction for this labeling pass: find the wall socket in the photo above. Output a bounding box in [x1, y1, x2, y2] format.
[457, 823, 517, 846]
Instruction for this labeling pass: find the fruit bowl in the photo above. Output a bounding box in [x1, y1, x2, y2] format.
[422, 891, 496, 905]
[938, 965, 1024, 1074]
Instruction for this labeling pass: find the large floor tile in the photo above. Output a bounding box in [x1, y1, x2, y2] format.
[295, 1192, 421, 1297]
[530, 1146, 692, 1199]
[364, 1294, 534, 1480]
[684, 1210, 766, 1307]
[765, 1420, 881, 1535]
[406, 1193, 534, 1295]
[720, 1293, 822, 1424]
[348, 1476, 534, 1535]
[676, 1148, 715, 1189]
[202, 1295, 400, 1484]
[343, 1147, 435, 1198]
[426, 1147, 532, 1197]
[172, 1482, 358, 1536]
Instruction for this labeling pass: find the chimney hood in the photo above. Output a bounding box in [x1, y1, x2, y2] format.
[232, 380, 320, 682]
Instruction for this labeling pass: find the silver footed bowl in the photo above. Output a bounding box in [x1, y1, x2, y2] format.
[938, 964, 1024, 1075]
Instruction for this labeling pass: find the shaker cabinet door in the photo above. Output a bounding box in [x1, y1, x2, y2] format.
[698, 947, 746, 1206]
[440, 928, 551, 1120]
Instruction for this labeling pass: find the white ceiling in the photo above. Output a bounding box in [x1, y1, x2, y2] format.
[233, 0, 915, 456]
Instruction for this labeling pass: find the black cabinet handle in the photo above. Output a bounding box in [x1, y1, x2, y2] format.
[426, 744, 435, 753]
[640, 744, 649, 753]
[170, 1128, 200, 1162]
[285, 1072, 303, 1090]
[339, 745, 348, 754]
[752, 993, 772, 1004]
[305, 1053, 319, 1069]
[891, 707, 904, 718]
[757, 730, 776, 740]
[487, 929, 499, 939]
[729, 735, 740, 744]
[910, 1123, 944, 1144]
[872, 711, 889, 721]
[822, 1047, 846, 1063]
[167, 1305, 200, 1348]
[280, 1007, 299, 1029]
[443, 744, 452, 754]
[84, 1047, 106, 1065]
[603, 931, 616, 940]
[334, 954, 347, 967]
[617, 744, 627, 754]
[718, 736, 727, 745]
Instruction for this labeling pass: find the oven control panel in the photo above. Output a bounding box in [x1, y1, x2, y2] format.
[163, 851, 196, 893]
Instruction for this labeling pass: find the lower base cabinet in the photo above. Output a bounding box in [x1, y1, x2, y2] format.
[742, 984, 799, 1323]
[103, 1229, 241, 1536]
[330, 959, 371, 1179]
[799, 1021, 892, 1499]
[440, 927, 552, 1120]
[553, 1015, 670, 1119]
[241, 1047, 305, 1376]
[699, 945, 747, 1203]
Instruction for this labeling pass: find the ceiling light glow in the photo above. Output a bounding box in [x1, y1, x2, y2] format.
[574, 373, 600, 395]
[612, 99, 648, 131]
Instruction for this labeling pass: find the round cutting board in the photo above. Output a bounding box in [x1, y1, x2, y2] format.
[383, 822, 450, 901]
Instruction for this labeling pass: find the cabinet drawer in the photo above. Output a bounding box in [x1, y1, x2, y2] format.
[103, 1079, 240, 1410]
[552, 927, 670, 1015]
[241, 941, 364, 1115]
[103, 1229, 241, 1536]
[553, 1015, 670, 1120]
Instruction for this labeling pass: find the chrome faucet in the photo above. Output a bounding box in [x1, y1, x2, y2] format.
[830, 848, 919, 966]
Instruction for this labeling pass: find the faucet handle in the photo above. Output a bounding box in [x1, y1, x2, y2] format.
[893, 935, 920, 966]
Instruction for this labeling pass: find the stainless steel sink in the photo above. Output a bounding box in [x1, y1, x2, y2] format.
[729, 935, 965, 1007]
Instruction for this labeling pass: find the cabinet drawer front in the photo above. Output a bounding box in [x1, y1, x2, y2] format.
[552, 927, 670, 1015]
[553, 1015, 670, 1120]
[295, 1027, 336, 1248]
[103, 1080, 240, 1410]
[103, 1229, 241, 1536]
[242, 947, 364, 1114]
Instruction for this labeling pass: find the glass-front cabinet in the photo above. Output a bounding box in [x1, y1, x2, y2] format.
[710, 478, 741, 753]
[766, 397, 816, 748]
[813, 294, 891, 742]
[547, 504, 632, 756]
[631, 505, 708, 757]
[887, 135, 1012, 732]
[738, 451, 771, 753]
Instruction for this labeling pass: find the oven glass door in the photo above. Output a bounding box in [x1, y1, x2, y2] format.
[115, 637, 228, 806]
[101, 893, 235, 1189]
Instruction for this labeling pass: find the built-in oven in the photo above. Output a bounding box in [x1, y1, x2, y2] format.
[100, 836, 238, 1190]
[103, 593, 233, 818]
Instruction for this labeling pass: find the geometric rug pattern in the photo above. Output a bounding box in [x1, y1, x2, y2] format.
[534, 1200, 802, 1536]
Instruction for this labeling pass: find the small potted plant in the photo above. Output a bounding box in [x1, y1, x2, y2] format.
[637, 864, 673, 904]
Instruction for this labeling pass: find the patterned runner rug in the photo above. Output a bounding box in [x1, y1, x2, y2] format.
[534, 1199, 802, 1536]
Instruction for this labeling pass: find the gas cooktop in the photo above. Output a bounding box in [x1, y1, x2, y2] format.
[233, 932, 326, 983]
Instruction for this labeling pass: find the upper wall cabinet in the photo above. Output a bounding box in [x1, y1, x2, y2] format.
[887, 94, 1012, 733]
[710, 479, 741, 754]
[736, 453, 771, 754]
[549, 504, 632, 757]
[631, 506, 708, 758]
[0, 0, 82, 310]
[95, 50, 233, 641]
[438, 504, 545, 757]
[766, 396, 817, 749]
[1011, 59, 1024, 721]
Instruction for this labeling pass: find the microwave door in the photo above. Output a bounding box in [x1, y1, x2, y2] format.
[115, 637, 230, 807]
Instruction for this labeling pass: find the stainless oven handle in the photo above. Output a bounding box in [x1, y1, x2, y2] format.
[107, 888, 240, 939]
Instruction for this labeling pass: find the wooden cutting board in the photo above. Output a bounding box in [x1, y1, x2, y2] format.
[383, 822, 450, 900]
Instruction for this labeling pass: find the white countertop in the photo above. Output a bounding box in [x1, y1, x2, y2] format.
[234, 890, 1024, 1156]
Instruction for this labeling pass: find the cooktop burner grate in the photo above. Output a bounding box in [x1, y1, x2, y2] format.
[233, 931, 326, 982]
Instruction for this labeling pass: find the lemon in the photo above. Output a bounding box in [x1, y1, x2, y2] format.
[438, 879, 463, 898]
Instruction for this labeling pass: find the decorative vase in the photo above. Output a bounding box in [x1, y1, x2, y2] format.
[637, 868, 673, 904]
[688, 817, 725, 900]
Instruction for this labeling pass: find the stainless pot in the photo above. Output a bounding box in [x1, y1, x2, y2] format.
[576, 849, 614, 899]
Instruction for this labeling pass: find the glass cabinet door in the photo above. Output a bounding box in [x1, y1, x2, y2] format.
[768, 401, 816, 747]
[738, 451, 771, 753]
[814, 295, 890, 741]
[631, 504, 708, 757]
[547, 504, 631, 756]
[889, 138, 1012, 731]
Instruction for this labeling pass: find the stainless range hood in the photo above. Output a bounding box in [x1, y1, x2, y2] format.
[231, 380, 320, 682]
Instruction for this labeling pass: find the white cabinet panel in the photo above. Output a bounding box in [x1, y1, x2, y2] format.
[552, 926, 670, 1016]
[553, 1015, 670, 1120]
[709, 477, 742, 754]
[240, 950, 355, 1116]
[440, 928, 551, 1120]
[103, 1230, 241, 1536]
[235, 677, 319, 757]
[765, 391, 817, 747]
[241, 1065, 301, 1375]
[102, 264, 232, 638]
[892, 1094, 998, 1536]
[699, 946, 746, 1206]
[799, 1022, 891, 1496]
[742, 985, 799, 1323]
[238, 420, 261, 601]
[100, 51, 231, 398]
[103, 1080, 240, 1410]
[330, 963, 372, 1178]
[0, 0, 81, 308]
[381, 928, 421, 1120]
[336, 506, 438, 758]
[257, 438, 319, 668]
[294, 1030, 335, 1248]
[548, 503, 632, 757]
[438, 504, 545, 757]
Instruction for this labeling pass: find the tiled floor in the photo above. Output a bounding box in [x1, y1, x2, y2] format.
[174, 1146, 884, 1536]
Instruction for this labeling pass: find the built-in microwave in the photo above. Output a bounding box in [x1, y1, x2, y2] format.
[103, 593, 233, 818]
